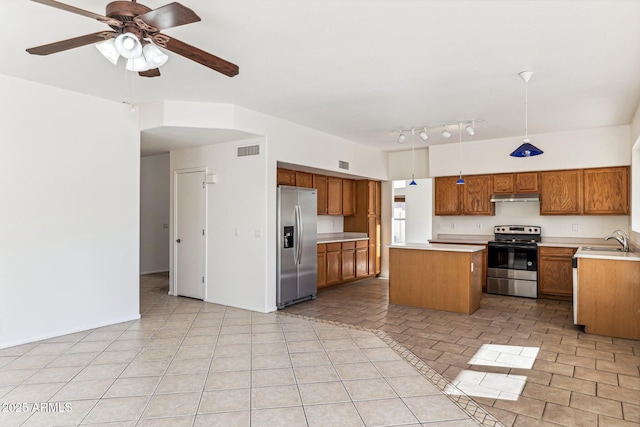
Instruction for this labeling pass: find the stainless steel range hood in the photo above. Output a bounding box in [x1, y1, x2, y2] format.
[490, 193, 540, 202]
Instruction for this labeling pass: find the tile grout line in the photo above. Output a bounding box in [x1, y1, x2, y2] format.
[279, 311, 505, 427]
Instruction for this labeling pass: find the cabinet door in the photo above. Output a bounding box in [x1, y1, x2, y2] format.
[540, 170, 583, 215]
[355, 241, 369, 278]
[515, 172, 539, 193]
[367, 181, 376, 215]
[374, 180, 382, 216]
[326, 244, 342, 286]
[492, 174, 515, 194]
[295, 171, 313, 188]
[342, 179, 356, 216]
[538, 247, 576, 297]
[277, 168, 296, 186]
[462, 175, 494, 215]
[583, 167, 629, 214]
[327, 177, 343, 215]
[317, 245, 327, 288]
[341, 249, 355, 281]
[313, 175, 328, 215]
[434, 176, 462, 215]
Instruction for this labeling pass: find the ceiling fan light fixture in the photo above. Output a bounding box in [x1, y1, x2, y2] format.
[95, 39, 119, 65]
[125, 56, 150, 72]
[143, 43, 168, 68]
[115, 33, 143, 59]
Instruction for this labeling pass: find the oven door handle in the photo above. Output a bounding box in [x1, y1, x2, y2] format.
[488, 243, 537, 250]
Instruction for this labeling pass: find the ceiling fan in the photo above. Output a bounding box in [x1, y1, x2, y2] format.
[26, 0, 239, 78]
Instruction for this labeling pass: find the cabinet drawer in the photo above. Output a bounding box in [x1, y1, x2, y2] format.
[539, 246, 576, 257]
[317, 244, 326, 253]
[326, 243, 342, 252]
[356, 239, 368, 248]
[342, 241, 356, 250]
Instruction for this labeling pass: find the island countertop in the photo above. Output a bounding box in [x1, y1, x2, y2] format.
[388, 243, 486, 253]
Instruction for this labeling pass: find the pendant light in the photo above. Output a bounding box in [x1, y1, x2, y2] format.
[409, 129, 417, 185]
[456, 123, 465, 185]
[510, 71, 543, 157]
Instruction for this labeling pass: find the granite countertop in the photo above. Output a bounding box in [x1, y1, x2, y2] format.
[318, 232, 369, 244]
[388, 243, 485, 253]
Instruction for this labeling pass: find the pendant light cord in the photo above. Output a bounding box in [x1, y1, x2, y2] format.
[524, 77, 529, 141]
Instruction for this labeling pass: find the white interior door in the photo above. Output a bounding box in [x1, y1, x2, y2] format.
[175, 170, 206, 300]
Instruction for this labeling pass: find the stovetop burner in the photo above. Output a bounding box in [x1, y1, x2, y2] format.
[492, 225, 542, 244]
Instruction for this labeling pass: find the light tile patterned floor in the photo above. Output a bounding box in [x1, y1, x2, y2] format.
[284, 277, 640, 427]
[0, 273, 501, 427]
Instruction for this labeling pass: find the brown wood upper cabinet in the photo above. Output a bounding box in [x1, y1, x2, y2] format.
[540, 169, 583, 215]
[583, 166, 629, 215]
[342, 179, 356, 216]
[326, 177, 343, 215]
[295, 171, 313, 188]
[434, 176, 463, 215]
[277, 168, 296, 186]
[434, 175, 494, 215]
[493, 172, 539, 194]
[462, 175, 494, 215]
[313, 174, 328, 215]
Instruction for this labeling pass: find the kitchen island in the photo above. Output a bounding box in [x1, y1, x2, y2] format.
[388, 243, 485, 314]
[574, 246, 640, 340]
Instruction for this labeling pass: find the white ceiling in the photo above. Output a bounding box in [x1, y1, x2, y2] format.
[3, 0, 639, 156]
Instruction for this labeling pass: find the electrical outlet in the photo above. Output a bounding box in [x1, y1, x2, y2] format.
[477, 223, 483, 229]
[572, 224, 579, 232]
[234, 227, 240, 237]
[451, 223, 456, 230]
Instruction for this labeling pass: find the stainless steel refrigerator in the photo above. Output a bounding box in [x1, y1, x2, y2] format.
[277, 186, 317, 309]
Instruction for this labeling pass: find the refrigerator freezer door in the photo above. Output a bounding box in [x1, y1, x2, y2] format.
[296, 188, 317, 301]
[278, 187, 299, 307]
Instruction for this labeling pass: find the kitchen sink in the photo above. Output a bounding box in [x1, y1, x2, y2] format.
[580, 246, 624, 252]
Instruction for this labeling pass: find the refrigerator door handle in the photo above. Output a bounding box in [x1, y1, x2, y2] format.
[294, 205, 301, 265]
[297, 204, 304, 264]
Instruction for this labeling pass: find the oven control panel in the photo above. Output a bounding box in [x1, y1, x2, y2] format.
[494, 225, 540, 235]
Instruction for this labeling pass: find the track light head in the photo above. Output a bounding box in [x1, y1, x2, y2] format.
[465, 123, 475, 136]
[419, 128, 429, 141]
[441, 128, 452, 139]
[398, 132, 406, 144]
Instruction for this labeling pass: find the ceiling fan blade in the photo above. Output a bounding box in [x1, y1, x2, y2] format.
[139, 68, 161, 78]
[136, 2, 200, 31]
[153, 34, 239, 77]
[30, 0, 123, 28]
[26, 31, 116, 55]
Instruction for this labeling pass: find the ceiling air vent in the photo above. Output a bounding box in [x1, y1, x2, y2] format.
[237, 144, 260, 157]
[338, 160, 349, 170]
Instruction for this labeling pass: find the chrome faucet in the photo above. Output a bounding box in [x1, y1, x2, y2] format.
[604, 230, 629, 252]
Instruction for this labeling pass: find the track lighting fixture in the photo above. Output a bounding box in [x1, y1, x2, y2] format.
[392, 120, 481, 143]
[419, 127, 429, 141]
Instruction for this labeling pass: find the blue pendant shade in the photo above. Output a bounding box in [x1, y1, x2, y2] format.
[409, 179, 417, 186]
[510, 142, 543, 157]
[456, 171, 465, 185]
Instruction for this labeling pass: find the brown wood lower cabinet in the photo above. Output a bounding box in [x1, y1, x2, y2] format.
[317, 244, 327, 288]
[325, 243, 342, 286]
[341, 241, 356, 281]
[538, 246, 576, 299]
[356, 240, 369, 278]
[318, 239, 370, 288]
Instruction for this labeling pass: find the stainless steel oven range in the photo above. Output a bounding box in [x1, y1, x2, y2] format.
[487, 225, 541, 298]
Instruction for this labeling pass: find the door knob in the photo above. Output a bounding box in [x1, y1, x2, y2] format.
[176, 239, 181, 243]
